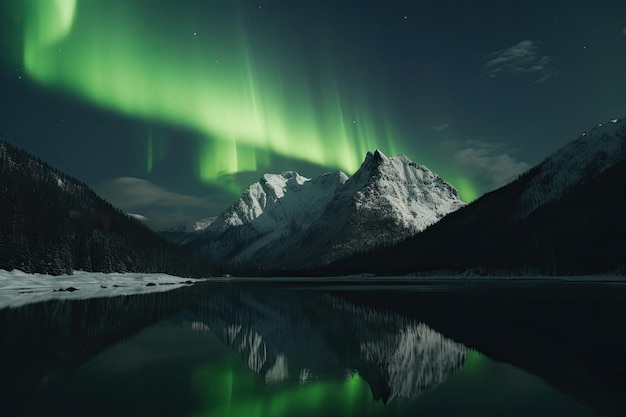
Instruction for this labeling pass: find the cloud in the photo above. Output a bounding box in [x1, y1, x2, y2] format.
[484, 40, 558, 83]
[93, 177, 231, 231]
[93, 177, 212, 209]
[429, 123, 450, 132]
[126, 212, 149, 221]
[453, 141, 531, 191]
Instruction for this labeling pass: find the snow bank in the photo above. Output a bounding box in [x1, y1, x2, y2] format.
[0, 269, 207, 309]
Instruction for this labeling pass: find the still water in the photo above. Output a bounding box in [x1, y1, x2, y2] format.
[1, 279, 624, 417]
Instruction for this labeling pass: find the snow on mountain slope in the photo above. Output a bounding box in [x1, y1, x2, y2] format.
[199, 170, 348, 263]
[192, 217, 215, 231]
[515, 117, 626, 219]
[210, 170, 348, 233]
[196, 150, 464, 269]
[342, 150, 464, 229]
[297, 150, 466, 265]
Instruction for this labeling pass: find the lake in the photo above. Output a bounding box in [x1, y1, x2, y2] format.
[1, 279, 624, 416]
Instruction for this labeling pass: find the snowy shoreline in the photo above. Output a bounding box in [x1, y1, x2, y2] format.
[0, 269, 209, 309]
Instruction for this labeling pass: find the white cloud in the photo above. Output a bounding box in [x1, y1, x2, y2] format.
[429, 123, 450, 132]
[453, 141, 531, 190]
[126, 212, 149, 221]
[484, 40, 558, 83]
[93, 177, 212, 209]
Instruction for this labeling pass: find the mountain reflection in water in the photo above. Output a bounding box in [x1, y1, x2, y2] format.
[1, 280, 621, 417]
[193, 288, 466, 403]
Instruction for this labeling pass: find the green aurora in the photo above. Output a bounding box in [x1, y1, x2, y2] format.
[19, 0, 478, 201]
[188, 349, 586, 417]
[189, 352, 486, 417]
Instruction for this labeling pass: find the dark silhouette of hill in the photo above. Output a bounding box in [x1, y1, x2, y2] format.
[0, 141, 212, 277]
[317, 156, 626, 276]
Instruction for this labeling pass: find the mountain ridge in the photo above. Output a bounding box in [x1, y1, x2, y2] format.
[193, 150, 465, 271]
[315, 117, 626, 276]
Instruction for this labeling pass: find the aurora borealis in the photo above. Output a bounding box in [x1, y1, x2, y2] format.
[22, 0, 401, 181]
[15, 0, 413, 204]
[2, 0, 626, 222]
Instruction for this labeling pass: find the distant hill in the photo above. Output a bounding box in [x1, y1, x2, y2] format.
[0, 141, 212, 277]
[154, 217, 215, 245]
[319, 117, 626, 276]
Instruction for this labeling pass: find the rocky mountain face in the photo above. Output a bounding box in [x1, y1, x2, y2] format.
[322, 117, 626, 276]
[194, 169, 348, 268]
[295, 150, 465, 266]
[194, 150, 465, 271]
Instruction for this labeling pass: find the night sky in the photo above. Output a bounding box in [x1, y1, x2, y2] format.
[2, 0, 626, 229]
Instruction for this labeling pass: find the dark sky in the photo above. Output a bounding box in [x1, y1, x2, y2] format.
[2, 0, 625, 228]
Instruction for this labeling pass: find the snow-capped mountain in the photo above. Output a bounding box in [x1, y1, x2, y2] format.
[324, 116, 626, 276]
[297, 150, 465, 266]
[208, 170, 348, 235]
[195, 150, 465, 270]
[515, 117, 626, 219]
[197, 170, 348, 266]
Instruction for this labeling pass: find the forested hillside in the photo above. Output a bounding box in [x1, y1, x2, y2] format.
[0, 142, 212, 277]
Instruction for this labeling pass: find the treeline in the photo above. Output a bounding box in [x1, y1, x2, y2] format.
[0, 141, 212, 277]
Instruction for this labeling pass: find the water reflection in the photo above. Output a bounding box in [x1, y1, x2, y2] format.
[191, 289, 466, 402]
[1, 281, 618, 416]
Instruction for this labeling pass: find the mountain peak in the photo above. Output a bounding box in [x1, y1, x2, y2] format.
[364, 149, 389, 167]
[196, 150, 465, 269]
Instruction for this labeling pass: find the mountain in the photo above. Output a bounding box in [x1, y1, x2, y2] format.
[0, 141, 212, 277]
[322, 117, 626, 276]
[514, 118, 626, 220]
[193, 150, 465, 271]
[194, 169, 348, 269]
[292, 150, 465, 266]
[154, 216, 215, 245]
